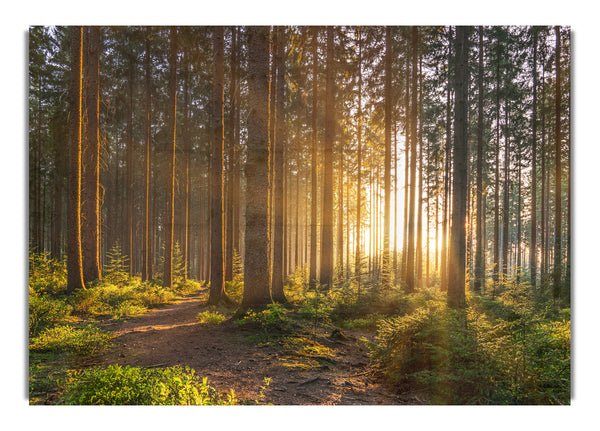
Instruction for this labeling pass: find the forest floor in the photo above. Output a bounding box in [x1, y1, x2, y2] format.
[84, 289, 420, 405]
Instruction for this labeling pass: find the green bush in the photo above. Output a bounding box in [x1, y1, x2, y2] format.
[29, 251, 67, 294]
[29, 288, 72, 337]
[235, 303, 289, 331]
[30, 324, 112, 356]
[196, 310, 227, 326]
[63, 365, 236, 405]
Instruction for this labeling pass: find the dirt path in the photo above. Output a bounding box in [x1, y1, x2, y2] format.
[92, 290, 416, 405]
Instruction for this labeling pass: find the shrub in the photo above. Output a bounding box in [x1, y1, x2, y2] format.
[30, 324, 112, 356]
[196, 311, 227, 326]
[29, 288, 72, 337]
[62, 365, 236, 405]
[29, 251, 67, 295]
[235, 303, 289, 331]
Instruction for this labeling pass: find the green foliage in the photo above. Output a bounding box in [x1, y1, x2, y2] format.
[225, 279, 244, 303]
[369, 285, 571, 405]
[196, 310, 227, 326]
[29, 251, 67, 294]
[69, 279, 176, 319]
[62, 365, 236, 405]
[29, 287, 72, 337]
[30, 324, 112, 356]
[232, 249, 244, 283]
[235, 303, 289, 331]
[103, 243, 129, 284]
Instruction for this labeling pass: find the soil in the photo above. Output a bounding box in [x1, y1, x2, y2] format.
[90, 289, 421, 405]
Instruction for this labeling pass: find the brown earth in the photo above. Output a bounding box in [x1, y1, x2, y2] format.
[90, 289, 421, 405]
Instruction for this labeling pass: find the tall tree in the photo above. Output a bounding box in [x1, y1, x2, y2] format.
[474, 26, 485, 293]
[355, 27, 363, 289]
[448, 26, 471, 308]
[82, 26, 101, 283]
[529, 27, 538, 289]
[66, 26, 85, 293]
[242, 26, 272, 308]
[141, 27, 152, 282]
[163, 26, 177, 289]
[309, 27, 319, 290]
[552, 25, 562, 303]
[208, 26, 229, 304]
[406, 26, 418, 293]
[382, 26, 392, 288]
[272, 26, 287, 302]
[225, 26, 237, 282]
[319, 26, 335, 289]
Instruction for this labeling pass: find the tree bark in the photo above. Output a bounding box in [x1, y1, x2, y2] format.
[382, 26, 392, 288]
[474, 26, 485, 294]
[242, 26, 272, 308]
[448, 26, 470, 309]
[319, 26, 335, 290]
[552, 25, 562, 302]
[142, 28, 152, 281]
[163, 26, 177, 289]
[272, 26, 287, 302]
[208, 26, 229, 304]
[82, 26, 101, 283]
[67, 26, 85, 293]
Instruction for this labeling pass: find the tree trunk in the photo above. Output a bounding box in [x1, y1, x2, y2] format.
[142, 28, 152, 282]
[82, 26, 101, 283]
[448, 26, 471, 309]
[553, 25, 562, 303]
[355, 28, 362, 291]
[530, 28, 538, 289]
[406, 26, 418, 294]
[67, 26, 85, 293]
[474, 25, 485, 294]
[242, 26, 272, 308]
[382, 26, 392, 288]
[319, 26, 335, 290]
[440, 29, 452, 293]
[225, 27, 237, 282]
[126, 48, 134, 277]
[208, 26, 229, 304]
[272, 26, 287, 302]
[163, 26, 177, 289]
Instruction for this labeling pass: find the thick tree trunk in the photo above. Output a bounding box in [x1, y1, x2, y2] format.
[208, 26, 229, 304]
[242, 26, 272, 308]
[82, 26, 101, 283]
[126, 50, 134, 277]
[67, 26, 85, 293]
[448, 26, 471, 309]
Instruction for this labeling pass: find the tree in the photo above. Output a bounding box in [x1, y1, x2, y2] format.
[82, 26, 101, 283]
[163, 26, 177, 289]
[141, 27, 152, 282]
[272, 26, 287, 302]
[242, 26, 272, 308]
[319, 26, 335, 290]
[382, 26, 392, 288]
[309, 27, 319, 290]
[552, 25, 562, 302]
[66, 26, 86, 293]
[447, 26, 471, 309]
[529, 27, 538, 289]
[208, 26, 229, 304]
[474, 26, 485, 294]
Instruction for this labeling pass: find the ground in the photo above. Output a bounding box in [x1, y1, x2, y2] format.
[88, 289, 420, 405]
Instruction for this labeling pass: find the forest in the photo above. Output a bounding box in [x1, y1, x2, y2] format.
[28, 25, 570, 406]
